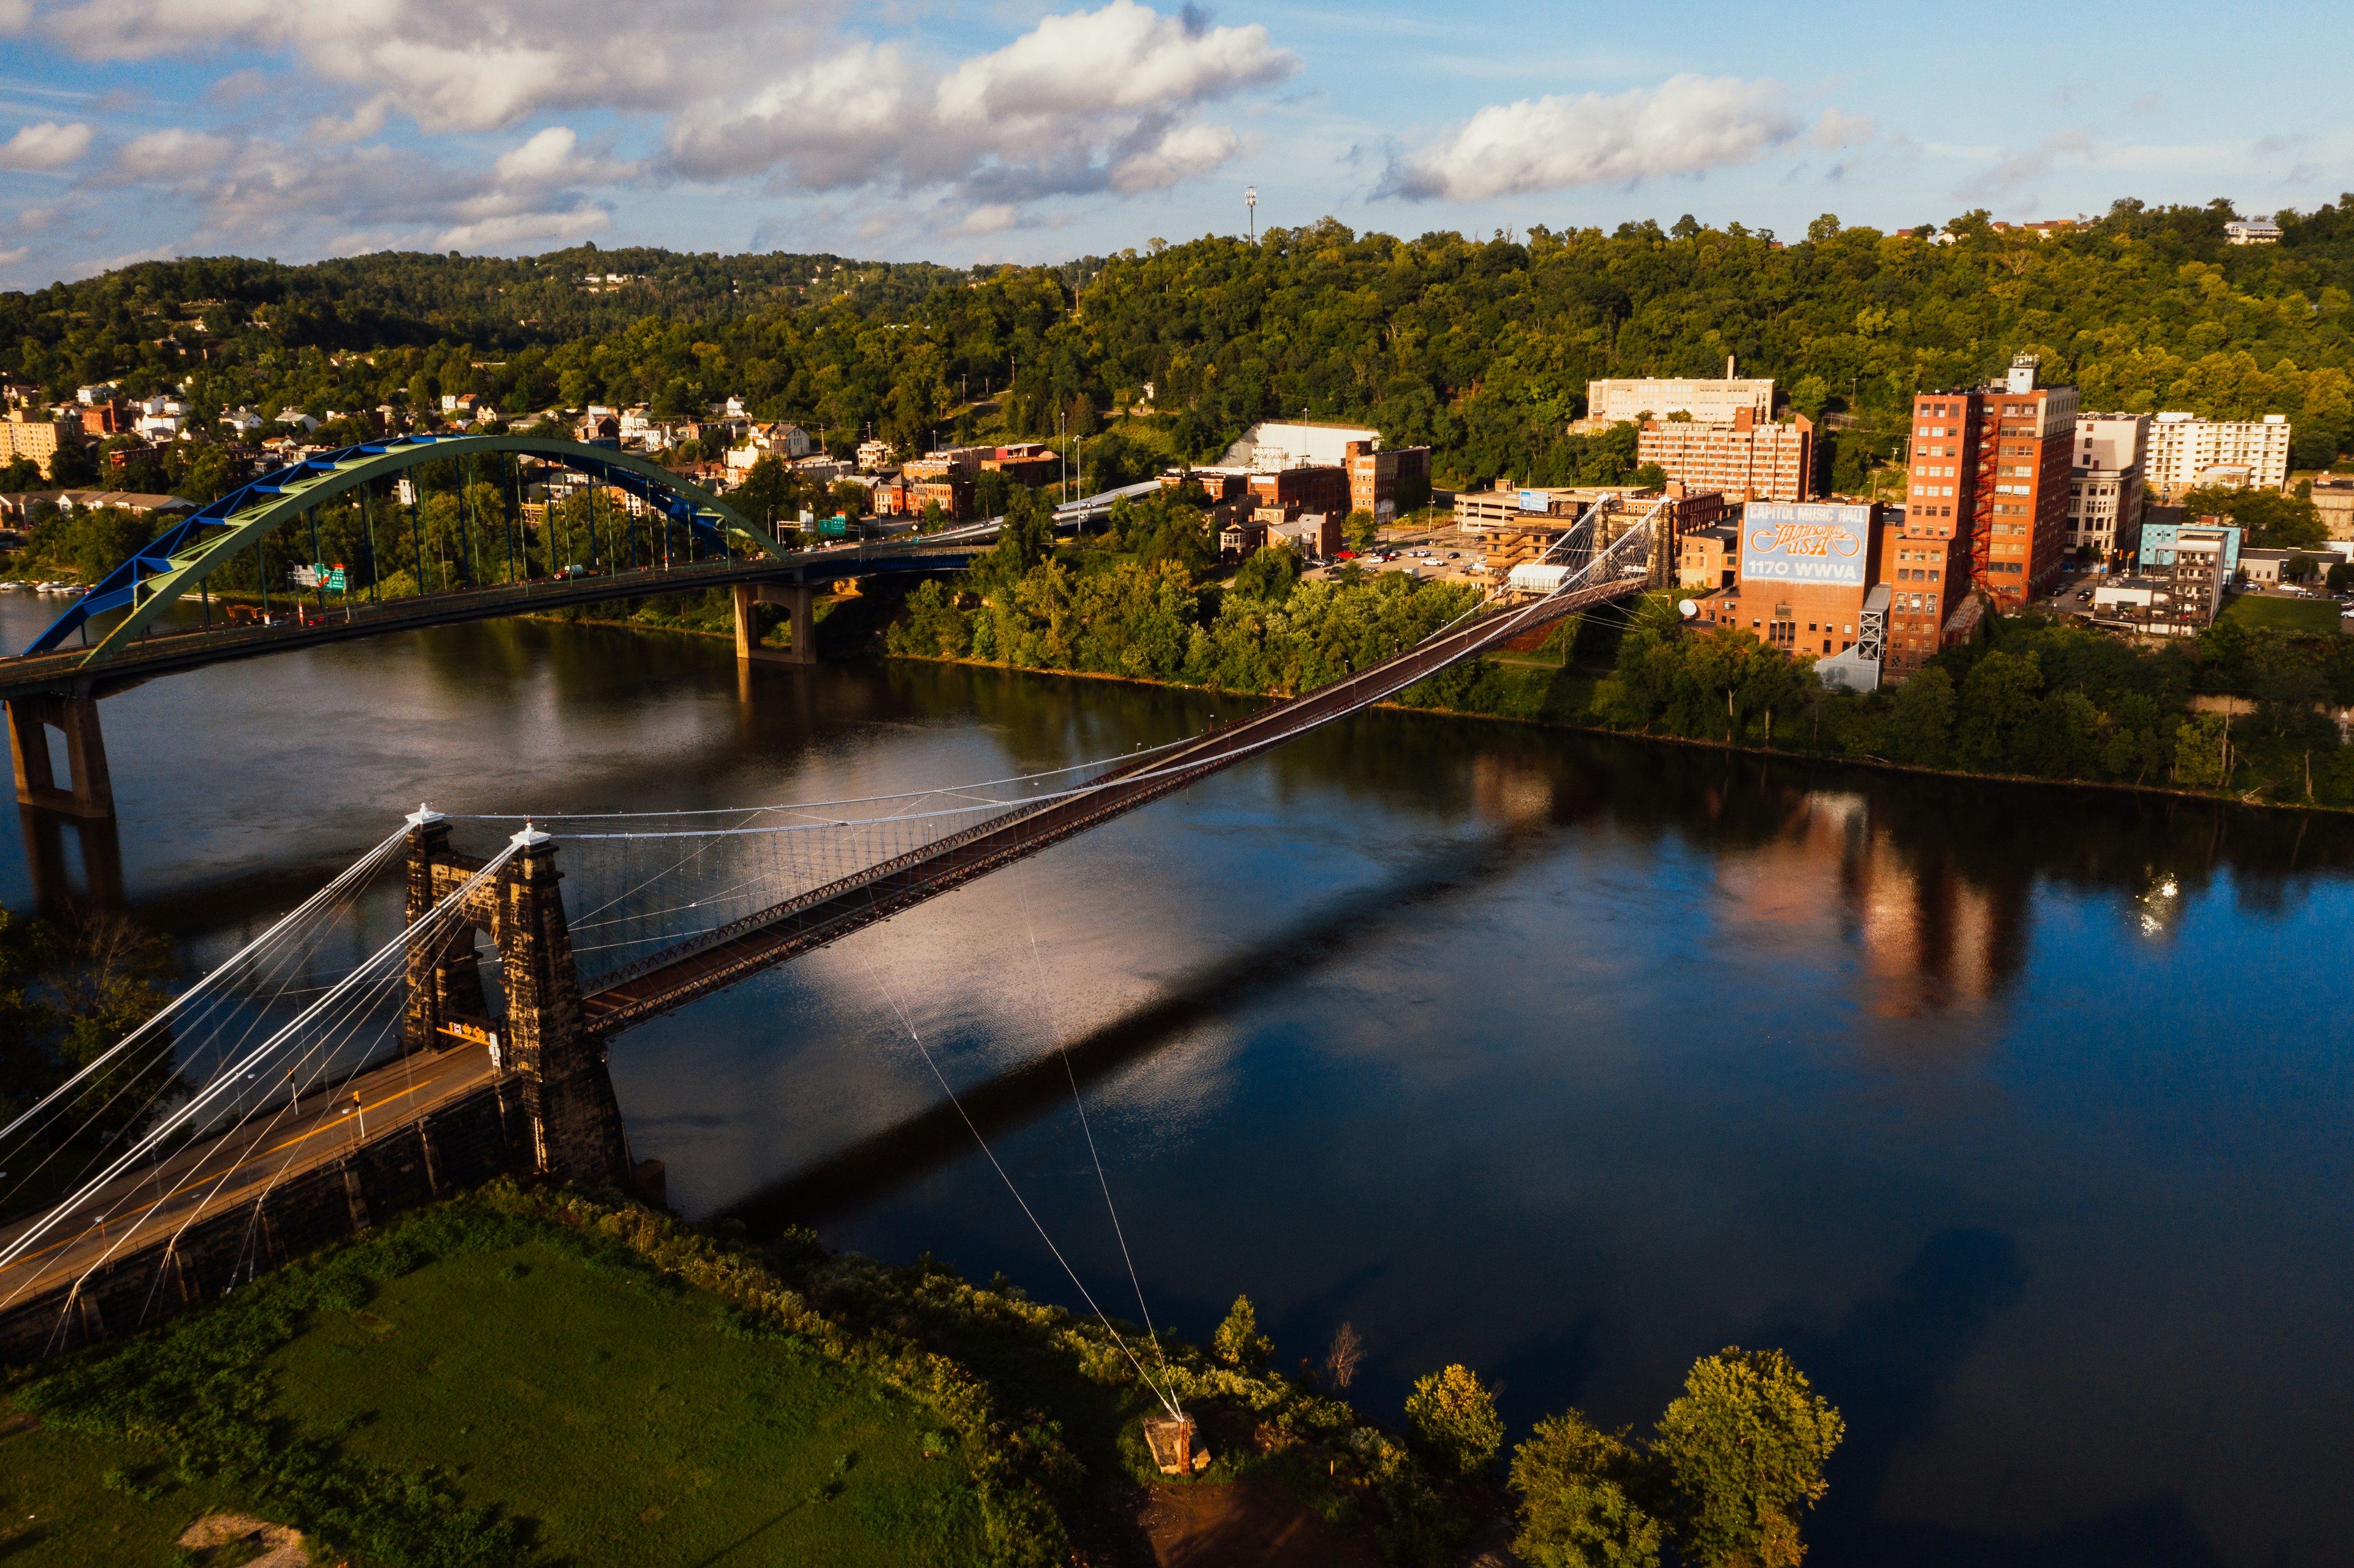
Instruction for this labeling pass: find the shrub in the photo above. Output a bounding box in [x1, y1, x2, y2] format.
[1404, 1363, 1504, 1477]
[1211, 1295, 1273, 1369]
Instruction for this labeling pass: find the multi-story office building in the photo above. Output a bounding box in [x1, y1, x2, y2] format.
[1637, 408, 1815, 503]
[2144, 412, 2291, 495]
[2068, 412, 2148, 561]
[1908, 356, 2078, 611]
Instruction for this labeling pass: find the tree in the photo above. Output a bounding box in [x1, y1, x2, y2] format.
[1632, 462, 1668, 491]
[1324, 1322, 1363, 1390]
[1406, 1364, 1505, 1477]
[1344, 508, 1378, 552]
[1952, 649, 2044, 771]
[1232, 543, 1301, 603]
[1651, 1349, 1844, 1568]
[1510, 1411, 1664, 1568]
[1883, 665, 1957, 765]
[2172, 712, 2231, 789]
[1212, 1295, 1273, 1369]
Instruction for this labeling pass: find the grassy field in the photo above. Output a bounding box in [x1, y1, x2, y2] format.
[0, 1211, 988, 1567]
[2220, 592, 2345, 634]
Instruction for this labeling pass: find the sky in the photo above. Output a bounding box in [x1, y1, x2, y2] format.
[0, 0, 2346, 289]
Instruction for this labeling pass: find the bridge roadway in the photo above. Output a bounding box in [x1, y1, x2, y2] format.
[0, 542, 983, 702]
[0, 1041, 495, 1313]
[579, 568, 1651, 1035]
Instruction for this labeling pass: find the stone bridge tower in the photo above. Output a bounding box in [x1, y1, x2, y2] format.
[403, 810, 633, 1189]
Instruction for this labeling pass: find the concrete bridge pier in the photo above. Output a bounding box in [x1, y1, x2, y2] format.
[732, 581, 817, 666]
[6, 691, 115, 819]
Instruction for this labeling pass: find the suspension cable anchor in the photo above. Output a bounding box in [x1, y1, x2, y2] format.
[511, 821, 552, 848]
[406, 801, 445, 827]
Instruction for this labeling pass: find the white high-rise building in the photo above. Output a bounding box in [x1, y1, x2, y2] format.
[2144, 412, 2291, 495]
[1582, 375, 1775, 430]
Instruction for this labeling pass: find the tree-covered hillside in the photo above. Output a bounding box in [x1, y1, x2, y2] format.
[5, 196, 2351, 490]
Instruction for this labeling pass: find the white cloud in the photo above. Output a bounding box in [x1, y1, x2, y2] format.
[1378, 74, 1807, 202]
[0, 0, 27, 31]
[92, 126, 623, 256]
[668, 0, 1291, 201]
[1812, 109, 1876, 150]
[0, 245, 26, 265]
[29, 0, 1295, 258]
[0, 119, 94, 169]
[113, 126, 235, 181]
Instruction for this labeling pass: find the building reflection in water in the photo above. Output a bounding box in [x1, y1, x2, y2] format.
[1711, 788, 2025, 1019]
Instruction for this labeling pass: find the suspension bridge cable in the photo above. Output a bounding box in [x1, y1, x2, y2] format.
[1013, 855, 1166, 1368]
[854, 941, 1182, 1420]
[0, 842, 523, 1281]
[0, 824, 410, 1151]
[0, 830, 411, 1216]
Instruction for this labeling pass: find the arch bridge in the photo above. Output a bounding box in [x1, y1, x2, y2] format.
[0, 433, 986, 817]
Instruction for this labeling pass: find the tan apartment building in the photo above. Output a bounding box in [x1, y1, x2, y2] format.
[1638, 408, 1815, 503]
[1, 411, 64, 478]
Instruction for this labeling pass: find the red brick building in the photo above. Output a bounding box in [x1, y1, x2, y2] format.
[1343, 440, 1432, 523]
[1908, 356, 2078, 611]
[1875, 511, 1973, 680]
[1247, 465, 1347, 519]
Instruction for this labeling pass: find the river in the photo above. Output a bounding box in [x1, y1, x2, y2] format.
[2, 594, 2348, 1568]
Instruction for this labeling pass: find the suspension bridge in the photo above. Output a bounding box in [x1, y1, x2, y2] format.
[0, 432, 1151, 819]
[0, 496, 1669, 1363]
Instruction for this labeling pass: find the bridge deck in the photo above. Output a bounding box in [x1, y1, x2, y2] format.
[0, 1042, 495, 1311]
[0, 544, 981, 700]
[581, 573, 1647, 1035]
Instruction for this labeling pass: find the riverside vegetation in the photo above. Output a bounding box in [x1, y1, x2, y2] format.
[0, 1180, 1842, 1568]
[884, 487, 2354, 808]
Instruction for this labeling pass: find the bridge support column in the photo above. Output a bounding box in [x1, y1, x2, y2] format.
[499, 829, 631, 1189]
[733, 582, 817, 666]
[6, 693, 114, 819]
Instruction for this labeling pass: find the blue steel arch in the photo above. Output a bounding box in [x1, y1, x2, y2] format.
[26, 433, 775, 660]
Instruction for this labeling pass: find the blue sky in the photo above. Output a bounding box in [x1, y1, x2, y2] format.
[0, 0, 2344, 287]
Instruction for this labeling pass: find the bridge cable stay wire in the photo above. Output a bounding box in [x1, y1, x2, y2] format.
[18, 895, 438, 1323]
[91, 937, 423, 1328]
[8, 853, 460, 1298]
[853, 941, 1183, 1421]
[0, 829, 413, 1215]
[1011, 854, 1167, 1372]
[13, 868, 482, 1321]
[0, 843, 525, 1292]
[0, 824, 411, 1155]
[438, 739, 1206, 826]
[67, 921, 431, 1341]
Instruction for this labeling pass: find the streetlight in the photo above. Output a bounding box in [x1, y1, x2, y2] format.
[1245, 186, 1257, 242]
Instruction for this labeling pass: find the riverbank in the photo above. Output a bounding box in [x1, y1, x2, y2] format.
[0, 1181, 1485, 1567]
[881, 645, 2354, 818]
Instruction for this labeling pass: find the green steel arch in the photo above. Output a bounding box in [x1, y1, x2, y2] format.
[27, 433, 776, 664]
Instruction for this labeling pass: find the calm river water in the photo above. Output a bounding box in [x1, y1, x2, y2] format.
[4, 595, 2348, 1568]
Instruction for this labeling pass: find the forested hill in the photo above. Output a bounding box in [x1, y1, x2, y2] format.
[6, 196, 2352, 490]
